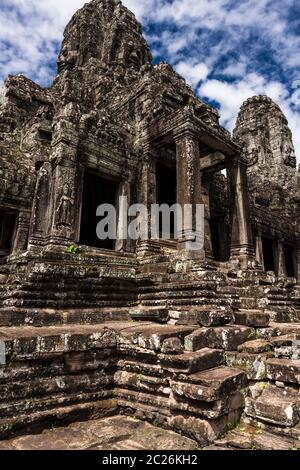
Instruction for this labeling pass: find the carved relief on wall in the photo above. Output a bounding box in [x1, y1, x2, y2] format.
[281, 138, 297, 168]
[56, 183, 75, 229]
[28, 161, 52, 242]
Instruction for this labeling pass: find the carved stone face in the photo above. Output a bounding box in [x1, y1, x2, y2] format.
[282, 139, 296, 167]
[57, 47, 77, 72]
[128, 50, 140, 68]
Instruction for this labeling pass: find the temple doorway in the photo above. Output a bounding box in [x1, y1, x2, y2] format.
[157, 163, 177, 239]
[0, 210, 16, 258]
[262, 237, 275, 272]
[284, 243, 295, 277]
[80, 172, 118, 250]
[210, 215, 228, 261]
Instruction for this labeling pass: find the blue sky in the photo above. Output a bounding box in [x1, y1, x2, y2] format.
[1, 0, 300, 160]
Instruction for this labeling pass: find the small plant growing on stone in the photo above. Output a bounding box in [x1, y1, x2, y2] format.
[65, 244, 78, 255]
[260, 382, 268, 389]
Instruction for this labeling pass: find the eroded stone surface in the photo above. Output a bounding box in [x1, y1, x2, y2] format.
[0, 416, 199, 450]
[266, 358, 300, 384]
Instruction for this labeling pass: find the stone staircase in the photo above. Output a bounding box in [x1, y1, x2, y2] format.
[0, 263, 300, 448]
[0, 321, 247, 447]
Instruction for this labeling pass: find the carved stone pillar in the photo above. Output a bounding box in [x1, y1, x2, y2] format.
[295, 246, 300, 283]
[201, 174, 213, 259]
[12, 210, 31, 254]
[115, 179, 132, 252]
[136, 145, 160, 257]
[47, 124, 82, 247]
[174, 130, 204, 258]
[276, 239, 287, 277]
[28, 162, 52, 247]
[255, 231, 264, 269]
[230, 158, 254, 267]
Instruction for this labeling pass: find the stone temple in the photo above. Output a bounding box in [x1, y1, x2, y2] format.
[0, 0, 300, 450]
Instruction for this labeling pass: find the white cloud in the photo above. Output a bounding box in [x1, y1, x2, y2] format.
[199, 74, 300, 161]
[220, 60, 247, 78]
[175, 60, 209, 87]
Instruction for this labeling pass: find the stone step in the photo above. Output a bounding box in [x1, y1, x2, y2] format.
[170, 367, 247, 402]
[233, 309, 270, 327]
[114, 371, 169, 395]
[214, 424, 298, 450]
[184, 326, 254, 352]
[266, 358, 300, 384]
[130, 307, 169, 323]
[256, 323, 300, 341]
[138, 291, 220, 302]
[159, 348, 224, 373]
[3, 277, 136, 289]
[238, 297, 267, 309]
[138, 283, 219, 296]
[226, 351, 269, 380]
[267, 299, 295, 306]
[2, 290, 135, 301]
[116, 347, 224, 381]
[168, 307, 233, 327]
[0, 322, 199, 358]
[0, 416, 199, 451]
[3, 298, 131, 309]
[245, 384, 299, 427]
[269, 334, 300, 359]
[0, 400, 118, 441]
[140, 298, 233, 308]
[138, 277, 224, 290]
[0, 323, 119, 361]
[0, 307, 130, 327]
[266, 308, 300, 323]
[269, 322, 300, 336]
[238, 339, 272, 353]
[169, 389, 244, 421]
[118, 324, 196, 352]
[0, 373, 114, 406]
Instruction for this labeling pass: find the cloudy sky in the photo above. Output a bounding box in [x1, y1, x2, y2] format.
[1, 0, 300, 160]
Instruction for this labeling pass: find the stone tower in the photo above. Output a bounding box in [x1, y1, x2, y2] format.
[233, 95, 298, 191]
[53, 0, 152, 110]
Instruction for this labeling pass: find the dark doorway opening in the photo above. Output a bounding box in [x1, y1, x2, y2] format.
[0, 210, 16, 257]
[262, 237, 275, 272]
[210, 215, 228, 261]
[80, 172, 118, 250]
[284, 243, 295, 277]
[157, 163, 177, 239]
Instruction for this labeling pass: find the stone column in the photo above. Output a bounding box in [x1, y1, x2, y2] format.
[11, 210, 31, 254]
[295, 246, 300, 283]
[174, 130, 204, 259]
[136, 145, 160, 257]
[230, 158, 254, 267]
[115, 179, 132, 252]
[47, 115, 82, 248]
[255, 231, 264, 269]
[28, 162, 52, 248]
[276, 239, 287, 277]
[201, 173, 213, 259]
